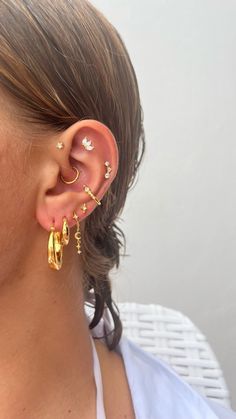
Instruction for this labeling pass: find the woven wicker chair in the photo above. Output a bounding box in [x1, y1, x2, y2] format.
[116, 302, 231, 408]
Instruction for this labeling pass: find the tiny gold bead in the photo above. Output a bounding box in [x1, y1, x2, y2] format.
[56, 141, 64, 150]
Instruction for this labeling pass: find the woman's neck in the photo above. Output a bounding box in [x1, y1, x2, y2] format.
[0, 255, 97, 418]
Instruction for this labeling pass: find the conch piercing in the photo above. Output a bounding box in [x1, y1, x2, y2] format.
[82, 137, 94, 151]
[104, 161, 112, 179]
[60, 166, 80, 184]
[83, 185, 101, 206]
[72, 211, 82, 254]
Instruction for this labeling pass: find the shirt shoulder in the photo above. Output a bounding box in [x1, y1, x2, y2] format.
[115, 333, 236, 419]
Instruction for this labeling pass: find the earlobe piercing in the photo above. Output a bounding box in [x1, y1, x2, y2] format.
[83, 185, 101, 206]
[82, 137, 94, 151]
[48, 222, 63, 270]
[47, 216, 70, 270]
[104, 161, 112, 179]
[60, 166, 80, 184]
[61, 216, 70, 246]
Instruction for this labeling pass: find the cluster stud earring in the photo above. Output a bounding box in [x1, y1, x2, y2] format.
[82, 137, 94, 151]
[104, 161, 112, 179]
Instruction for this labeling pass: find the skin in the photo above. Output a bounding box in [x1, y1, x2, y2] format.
[0, 91, 135, 418]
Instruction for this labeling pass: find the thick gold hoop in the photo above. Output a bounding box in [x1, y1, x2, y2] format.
[48, 225, 63, 270]
[60, 166, 80, 184]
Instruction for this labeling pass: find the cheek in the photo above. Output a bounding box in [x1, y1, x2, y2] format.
[0, 141, 33, 279]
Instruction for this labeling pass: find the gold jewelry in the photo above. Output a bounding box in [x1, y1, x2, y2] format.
[104, 161, 112, 179]
[72, 211, 82, 254]
[48, 222, 63, 270]
[81, 203, 88, 213]
[83, 184, 101, 206]
[60, 166, 80, 184]
[82, 137, 94, 151]
[56, 141, 65, 150]
[61, 216, 70, 246]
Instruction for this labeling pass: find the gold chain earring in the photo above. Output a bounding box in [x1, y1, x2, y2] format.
[48, 221, 64, 270]
[72, 211, 82, 254]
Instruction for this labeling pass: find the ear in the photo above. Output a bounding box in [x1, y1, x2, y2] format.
[36, 119, 119, 231]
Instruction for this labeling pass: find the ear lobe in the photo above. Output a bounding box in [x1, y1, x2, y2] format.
[36, 119, 119, 232]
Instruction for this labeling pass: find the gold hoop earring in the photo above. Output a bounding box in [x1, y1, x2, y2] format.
[83, 185, 101, 206]
[72, 211, 82, 254]
[60, 166, 80, 184]
[61, 216, 70, 246]
[48, 222, 64, 270]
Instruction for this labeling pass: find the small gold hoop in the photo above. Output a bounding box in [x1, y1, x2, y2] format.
[60, 166, 80, 184]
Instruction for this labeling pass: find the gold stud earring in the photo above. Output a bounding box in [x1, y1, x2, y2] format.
[60, 166, 80, 184]
[61, 216, 70, 246]
[81, 203, 88, 213]
[72, 211, 82, 254]
[56, 141, 65, 150]
[104, 161, 112, 179]
[48, 221, 64, 270]
[83, 185, 101, 206]
[82, 137, 94, 151]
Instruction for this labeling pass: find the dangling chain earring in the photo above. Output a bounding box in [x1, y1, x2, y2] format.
[72, 211, 82, 254]
[61, 216, 70, 246]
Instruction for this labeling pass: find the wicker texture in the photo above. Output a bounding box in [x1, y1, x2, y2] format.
[116, 302, 231, 408]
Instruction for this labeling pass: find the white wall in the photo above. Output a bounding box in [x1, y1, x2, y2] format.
[92, 0, 236, 407]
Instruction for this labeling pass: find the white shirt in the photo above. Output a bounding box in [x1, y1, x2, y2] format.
[87, 310, 236, 418]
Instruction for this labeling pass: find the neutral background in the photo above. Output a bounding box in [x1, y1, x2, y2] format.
[92, 0, 236, 408]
